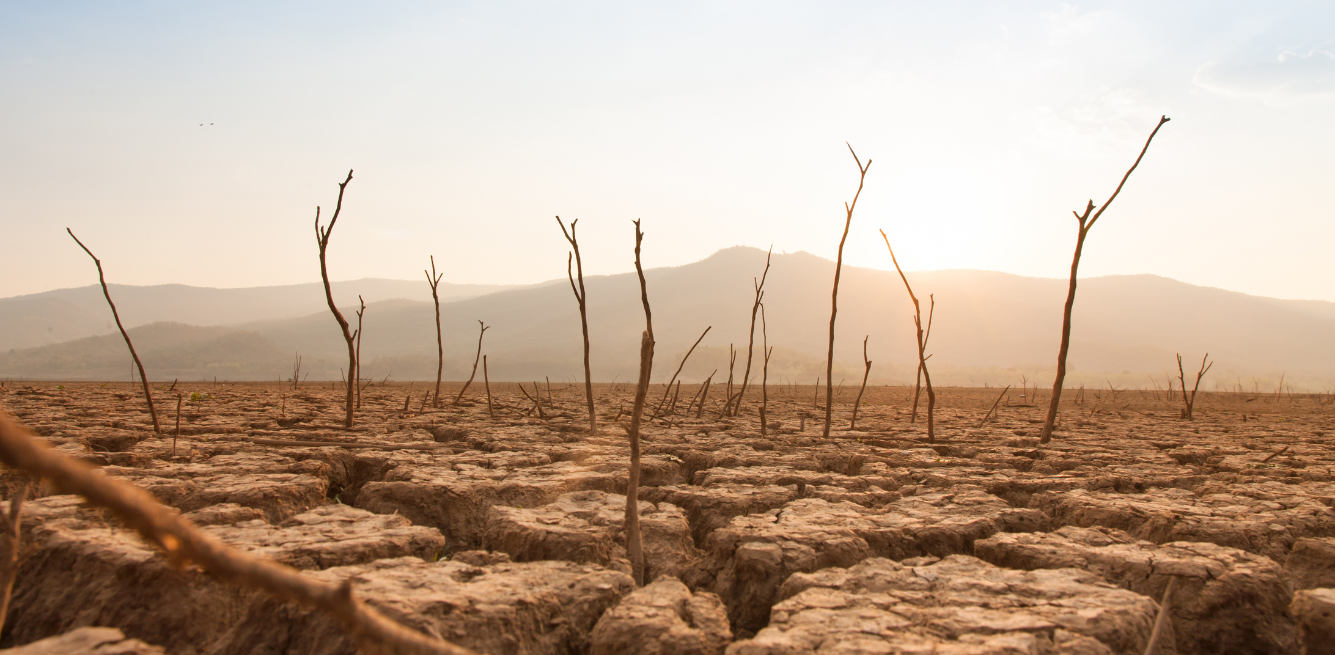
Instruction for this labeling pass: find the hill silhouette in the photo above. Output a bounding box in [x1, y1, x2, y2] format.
[2, 247, 1331, 389]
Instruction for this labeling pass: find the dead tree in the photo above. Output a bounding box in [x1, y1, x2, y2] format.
[0, 412, 476, 655]
[1177, 353, 1213, 420]
[728, 247, 773, 416]
[881, 230, 936, 443]
[625, 219, 654, 586]
[849, 336, 872, 430]
[67, 229, 160, 433]
[426, 256, 445, 408]
[760, 304, 773, 437]
[455, 321, 490, 404]
[652, 326, 711, 419]
[313, 169, 358, 428]
[1039, 116, 1170, 444]
[354, 295, 365, 410]
[556, 217, 598, 433]
[0, 480, 28, 634]
[825, 144, 871, 437]
[910, 299, 935, 422]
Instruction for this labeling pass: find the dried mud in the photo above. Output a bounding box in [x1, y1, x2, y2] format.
[2, 380, 1333, 654]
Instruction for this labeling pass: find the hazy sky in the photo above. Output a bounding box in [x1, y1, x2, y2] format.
[3, 1, 1332, 301]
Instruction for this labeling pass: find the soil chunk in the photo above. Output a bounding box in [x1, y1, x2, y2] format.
[728, 555, 1158, 654]
[589, 577, 732, 655]
[975, 525, 1299, 654]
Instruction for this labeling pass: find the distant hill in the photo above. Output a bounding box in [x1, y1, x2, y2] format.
[2, 247, 1332, 389]
[0, 279, 518, 351]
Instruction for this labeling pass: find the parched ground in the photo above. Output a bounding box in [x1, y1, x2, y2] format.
[1, 379, 1333, 654]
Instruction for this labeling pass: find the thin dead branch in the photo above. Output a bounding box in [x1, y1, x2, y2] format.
[313, 169, 358, 428]
[849, 336, 872, 430]
[977, 385, 1011, 427]
[454, 321, 490, 404]
[483, 355, 494, 418]
[0, 412, 475, 655]
[426, 256, 445, 409]
[67, 229, 161, 432]
[652, 326, 711, 419]
[760, 304, 772, 437]
[729, 247, 773, 416]
[1040, 116, 1170, 444]
[557, 217, 598, 434]
[881, 230, 936, 443]
[825, 144, 871, 437]
[355, 295, 366, 410]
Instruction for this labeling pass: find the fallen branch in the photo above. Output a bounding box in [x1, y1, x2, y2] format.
[0, 412, 475, 655]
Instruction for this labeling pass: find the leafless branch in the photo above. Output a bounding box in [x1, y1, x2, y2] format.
[66, 229, 160, 432]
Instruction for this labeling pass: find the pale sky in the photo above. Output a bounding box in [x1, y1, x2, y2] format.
[2, 2, 1332, 301]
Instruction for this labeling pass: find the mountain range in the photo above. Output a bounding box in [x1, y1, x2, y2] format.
[2, 247, 1330, 390]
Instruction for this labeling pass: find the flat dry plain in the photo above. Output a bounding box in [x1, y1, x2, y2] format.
[3, 380, 1335, 654]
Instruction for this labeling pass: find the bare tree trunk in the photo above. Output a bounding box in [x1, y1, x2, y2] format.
[558, 217, 598, 434]
[825, 145, 872, 437]
[1041, 116, 1170, 444]
[426, 256, 445, 409]
[455, 321, 490, 404]
[354, 296, 365, 410]
[67, 229, 160, 432]
[881, 230, 936, 443]
[312, 170, 358, 428]
[730, 247, 773, 416]
[652, 326, 711, 419]
[626, 219, 654, 586]
[850, 335, 872, 430]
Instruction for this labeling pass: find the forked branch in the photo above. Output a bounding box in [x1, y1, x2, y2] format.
[1040, 117, 1170, 444]
[314, 169, 358, 427]
[426, 256, 445, 409]
[557, 217, 597, 434]
[455, 321, 490, 404]
[825, 144, 870, 437]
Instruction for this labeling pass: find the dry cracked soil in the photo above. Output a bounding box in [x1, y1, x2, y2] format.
[2, 379, 1335, 654]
